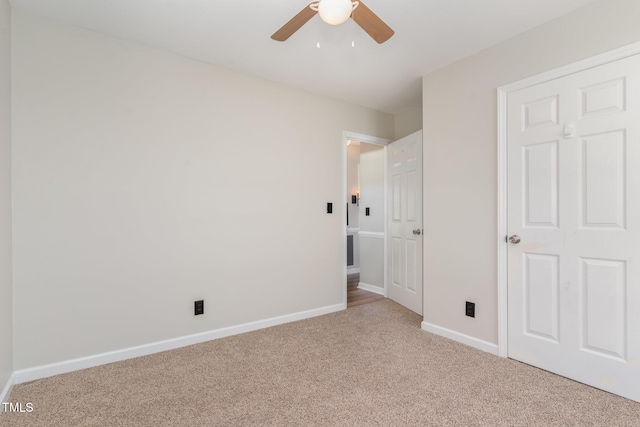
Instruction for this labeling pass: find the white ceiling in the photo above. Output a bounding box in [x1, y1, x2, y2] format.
[10, 0, 600, 114]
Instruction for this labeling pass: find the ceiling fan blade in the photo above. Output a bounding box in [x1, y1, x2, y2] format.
[271, 3, 318, 42]
[351, 1, 394, 44]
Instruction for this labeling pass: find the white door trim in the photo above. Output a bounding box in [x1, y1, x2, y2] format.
[343, 131, 392, 304]
[497, 40, 640, 358]
[358, 231, 385, 239]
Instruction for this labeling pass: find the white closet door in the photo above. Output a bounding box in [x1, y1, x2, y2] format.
[507, 54, 640, 402]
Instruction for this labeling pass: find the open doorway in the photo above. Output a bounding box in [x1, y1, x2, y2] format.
[343, 130, 424, 313]
[344, 132, 390, 307]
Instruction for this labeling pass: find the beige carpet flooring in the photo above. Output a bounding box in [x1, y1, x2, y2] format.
[2, 299, 639, 426]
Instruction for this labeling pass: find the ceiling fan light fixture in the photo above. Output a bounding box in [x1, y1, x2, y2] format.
[271, 0, 393, 44]
[312, 0, 359, 26]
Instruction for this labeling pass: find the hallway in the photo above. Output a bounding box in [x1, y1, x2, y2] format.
[346, 273, 385, 308]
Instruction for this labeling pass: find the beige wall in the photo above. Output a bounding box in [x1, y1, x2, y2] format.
[394, 105, 422, 140]
[358, 143, 385, 290]
[0, 0, 12, 396]
[422, 0, 640, 344]
[11, 11, 393, 370]
[359, 143, 385, 234]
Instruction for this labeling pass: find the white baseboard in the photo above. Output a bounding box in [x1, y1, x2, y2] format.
[358, 282, 385, 296]
[347, 267, 360, 275]
[0, 373, 15, 404]
[14, 303, 346, 384]
[421, 321, 499, 356]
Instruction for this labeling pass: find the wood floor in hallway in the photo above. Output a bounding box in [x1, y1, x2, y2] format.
[347, 273, 385, 308]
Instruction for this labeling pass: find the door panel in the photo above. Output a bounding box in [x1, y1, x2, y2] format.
[523, 141, 559, 227]
[388, 131, 423, 315]
[524, 253, 559, 342]
[507, 54, 640, 402]
[580, 131, 626, 228]
[580, 257, 626, 359]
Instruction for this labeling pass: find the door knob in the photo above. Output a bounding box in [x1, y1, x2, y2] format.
[413, 229, 422, 235]
[508, 235, 521, 244]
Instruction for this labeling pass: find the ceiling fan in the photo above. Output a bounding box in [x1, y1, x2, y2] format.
[271, 0, 394, 44]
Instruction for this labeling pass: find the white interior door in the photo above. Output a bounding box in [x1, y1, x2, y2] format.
[388, 131, 423, 315]
[507, 54, 640, 402]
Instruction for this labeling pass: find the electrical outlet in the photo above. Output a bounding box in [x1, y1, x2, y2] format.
[194, 300, 204, 316]
[327, 202, 333, 214]
[465, 301, 475, 318]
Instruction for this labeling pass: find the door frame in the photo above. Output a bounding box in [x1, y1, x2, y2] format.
[342, 131, 392, 306]
[496, 41, 640, 358]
